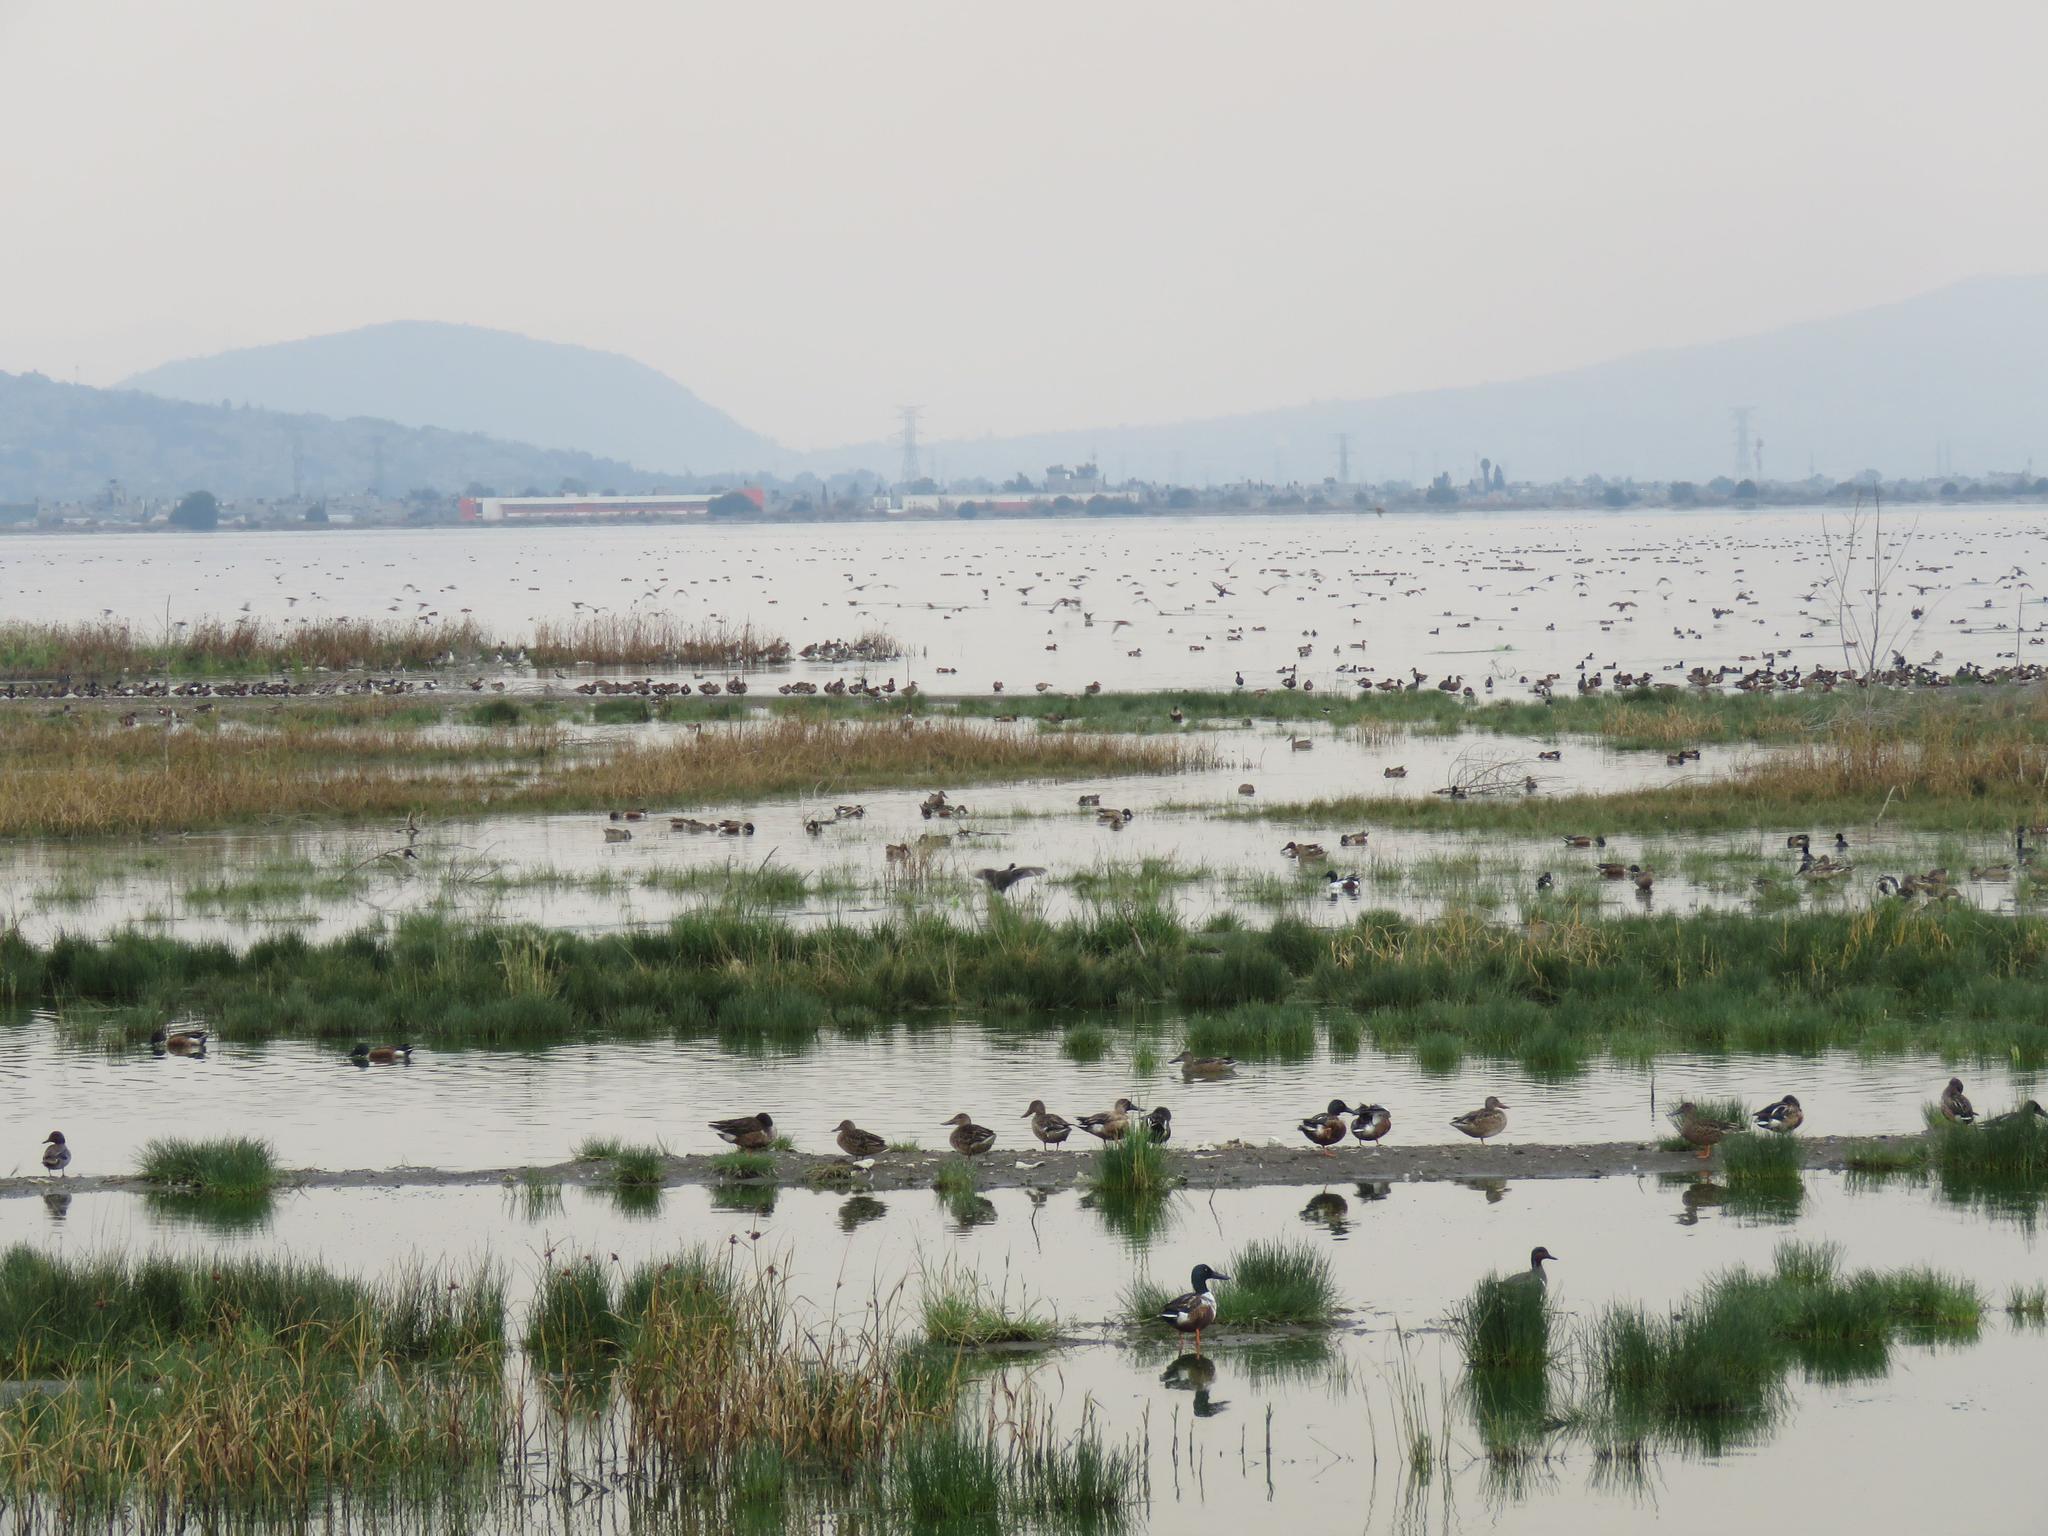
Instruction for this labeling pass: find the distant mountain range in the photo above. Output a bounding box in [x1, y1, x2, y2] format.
[122, 320, 778, 478]
[0, 370, 683, 503]
[10, 275, 2044, 502]
[807, 274, 2048, 484]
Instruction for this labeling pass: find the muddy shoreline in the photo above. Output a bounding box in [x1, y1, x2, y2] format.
[0, 1134, 1916, 1202]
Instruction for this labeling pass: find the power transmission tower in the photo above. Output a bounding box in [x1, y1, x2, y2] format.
[896, 407, 922, 486]
[1335, 432, 1350, 485]
[1730, 407, 1753, 482]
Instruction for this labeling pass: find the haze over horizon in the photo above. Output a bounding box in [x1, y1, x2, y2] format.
[3, 2, 2045, 452]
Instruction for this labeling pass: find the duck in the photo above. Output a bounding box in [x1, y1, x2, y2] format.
[1786, 832, 1812, 851]
[1970, 863, 2013, 881]
[1350, 1103, 1392, 1149]
[975, 863, 1046, 892]
[1753, 1095, 1804, 1133]
[884, 843, 911, 861]
[1281, 841, 1326, 860]
[1449, 1096, 1509, 1143]
[1339, 831, 1370, 847]
[41, 1131, 70, 1176]
[1078, 1098, 1142, 1141]
[710, 1112, 776, 1151]
[1325, 870, 1361, 897]
[832, 1120, 887, 1159]
[1143, 1106, 1173, 1144]
[1170, 1051, 1237, 1079]
[1022, 1099, 1073, 1149]
[1631, 866, 1655, 892]
[1537, 749, 1563, 763]
[603, 826, 632, 843]
[1562, 834, 1606, 848]
[1236, 782, 1256, 796]
[1597, 862, 1628, 880]
[1986, 1100, 2048, 1127]
[1940, 1077, 1976, 1124]
[1078, 793, 1102, 807]
[943, 1112, 996, 1156]
[1158, 1263, 1230, 1355]
[1834, 832, 1850, 853]
[1670, 1101, 1742, 1159]
[150, 1026, 208, 1054]
[1297, 1099, 1352, 1156]
[1503, 1246, 1558, 1289]
[1382, 766, 1408, 779]
[349, 1041, 413, 1064]
[1535, 871, 1554, 893]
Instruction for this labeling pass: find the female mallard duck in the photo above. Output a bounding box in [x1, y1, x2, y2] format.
[1170, 1051, 1237, 1079]
[1077, 1098, 1141, 1141]
[1753, 1095, 1804, 1133]
[1940, 1078, 1976, 1124]
[1021, 1100, 1072, 1150]
[349, 1042, 413, 1064]
[41, 1130, 70, 1176]
[832, 1120, 886, 1159]
[1297, 1099, 1352, 1156]
[943, 1112, 996, 1156]
[1450, 1096, 1509, 1143]
[150, 1026, 209, 1054]
[1281, 841, 1326, 860]
[1351, 1104, 1392, 1148]
[1503, 1246, 1558, 1289]
[1670, 1101, 1742, 1159]
[710, 1112, 776, 1151]
[1158, 1263, 1230, 1355]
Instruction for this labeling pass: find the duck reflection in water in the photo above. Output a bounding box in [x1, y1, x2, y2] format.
[1160, 1354, 1228, 1418]
[1458, 1176, 1510, 1204]
[1354, 1180, 1392, 1204]
[837, 1194, 888, 1234]
[1678, 1178, 1727, 1227]
[42, 1190, 71, 1224]
[1299, 1191, 1350, 1236]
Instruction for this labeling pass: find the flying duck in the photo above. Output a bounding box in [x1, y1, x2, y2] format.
[975, 863, 1046, 893]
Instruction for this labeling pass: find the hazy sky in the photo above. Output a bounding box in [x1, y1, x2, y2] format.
[2, 1, 2043, 450]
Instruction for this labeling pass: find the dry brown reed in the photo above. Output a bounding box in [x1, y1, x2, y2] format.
[0, 613, 788, 678]
[0, 714, 1204, 836]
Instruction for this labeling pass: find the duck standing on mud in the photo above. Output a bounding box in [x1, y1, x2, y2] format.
[710, 1112, 776, 1151]
[1298, 1099, 1351, 1155]
[1159, 1263, 1230, 1355]
[1450, 1096, 1509, 1144]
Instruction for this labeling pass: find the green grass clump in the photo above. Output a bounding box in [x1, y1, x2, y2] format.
[1841, 1138, 1929, 1173]
[888, 1419, 1138, 1529]
[918, 1263, 1055, 1348]
[1719, 1133, 1803, 1186]
[711, 1149, 776, 1178]
[1089, 1125, 1172, 1196]
[1183, 1002, 1317, 1060]
[1224, 1240, 1340, 1327]
[931, 1158, 980, 1197]
[1929, 1108, 2048, 1180]
[136, 1135, 278, 1197]
[1453, 1274, 1555, 1371]
[2005, 1284, 2048, 1323]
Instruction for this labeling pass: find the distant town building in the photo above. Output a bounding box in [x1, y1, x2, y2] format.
[458, 490, 763, 522]
[1043, 463, 1102, 492]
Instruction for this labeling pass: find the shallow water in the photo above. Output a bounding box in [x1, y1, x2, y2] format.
[4, 1174, 2043, 1533]
[4, 506, 2043, 694]
[3, 1014, 2035, 1175]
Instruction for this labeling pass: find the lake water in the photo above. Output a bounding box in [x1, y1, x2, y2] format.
[3, 504, 2043, 692]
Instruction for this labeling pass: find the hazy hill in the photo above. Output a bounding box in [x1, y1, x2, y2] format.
[807, 274, 2048, 485]
[0, 370, 682, 502]
[123, 321, 778, 477]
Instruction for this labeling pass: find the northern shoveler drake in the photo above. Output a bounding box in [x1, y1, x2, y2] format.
[974, 863, 1045, 893]
[1351, 1104, 1392, 1148]
[1753, 1095, 1804, 1133]
[1022, 1100, 1072, 1150]
[711, 1112, 776, 1151]
[1078, 1099, 1141, 1142]
[150, 1026, 208, 1054]
[1340, 831, 1369, 846]
[1143, 1106, 1172, 1144]
[832, 1120, 886, 1159]
[943, 1112, 996, 1156]
[1298, 1099, 1352, 1156]
[1670, 1101, 1742, 1159]
[1325, 870, 1360, 897]
[1503, 1246, 1558, 1289]
[1450, 1096, 1509, 1143]
[1940, 1078, 1976, 1124]
[1158, 1263, 1230, 1355]
[1170, 1051, 1237, 1079]
[1562, 834, 1604, 848]
[41, 1131, 70, 1176]
[349, 1042, 413, 1064]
